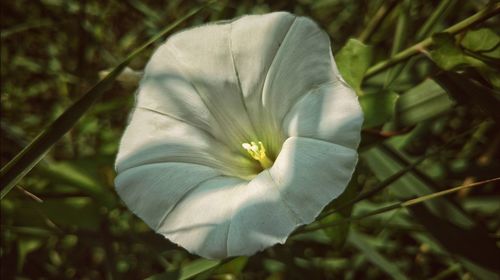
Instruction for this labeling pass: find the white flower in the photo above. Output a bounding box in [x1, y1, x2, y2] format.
[114, 11, 363, 259]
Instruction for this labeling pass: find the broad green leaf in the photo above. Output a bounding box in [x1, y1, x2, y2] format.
[430, 32, 499, 86]
[434, 71, 500, 123]
[461, 28, 500, 53]
[0, 4, 210, 199]
[336, 39, 373, 94]
[359, 91, 398, 128]
[395, 79, 455, 127]
[348, 230, 408, 280]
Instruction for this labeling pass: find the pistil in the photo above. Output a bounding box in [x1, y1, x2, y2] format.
[242, 141, 274, 169]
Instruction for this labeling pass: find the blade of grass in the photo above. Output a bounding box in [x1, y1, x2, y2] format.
[364, 3, 500, 79]
[0, 3, 212, 199]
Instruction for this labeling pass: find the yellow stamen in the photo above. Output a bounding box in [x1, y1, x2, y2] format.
[242, 141, 274, 169]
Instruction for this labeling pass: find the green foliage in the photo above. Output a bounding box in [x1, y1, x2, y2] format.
[336, 39, 373, 95]
[1, 1, 500, 279]
[359, 91, 398, 128]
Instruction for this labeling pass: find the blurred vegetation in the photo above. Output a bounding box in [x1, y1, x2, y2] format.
[1, 0, 499, 279]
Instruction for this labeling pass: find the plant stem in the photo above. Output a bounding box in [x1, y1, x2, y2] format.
[416, 0, 456, 41]
[364, 3, 500, 79]
[298, 177, 500, 234]
[358, 0, 399, 43]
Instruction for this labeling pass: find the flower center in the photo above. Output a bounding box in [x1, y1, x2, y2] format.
[241, 141, 274, 169]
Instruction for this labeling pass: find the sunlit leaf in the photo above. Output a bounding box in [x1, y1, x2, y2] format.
[430, 33, 473, 70]
[461, 28, 500, 54]
[336, 39, 373, 94]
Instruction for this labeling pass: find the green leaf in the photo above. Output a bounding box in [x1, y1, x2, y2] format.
[348, 230, 408, 280]
[430, 31, 500, 88]
[0, 4, 211, 199]
[433, 71, 500, 123]
[430, 33, 471, 70]
[395, 79, 455, 127]
[461, 28, 500, 53]
[336, 39, 373, 94]
[146, 259, 221, 280]
[212, 257, 248, 278]
[359, 91, 398, 128]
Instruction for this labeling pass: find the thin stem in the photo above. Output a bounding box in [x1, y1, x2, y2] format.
[416, 0, 456, 41]
[358, 0, 399, 43]
[364, 3, 500, 79]
[299, 177, 500, 234]
[401, 177, 500, 207]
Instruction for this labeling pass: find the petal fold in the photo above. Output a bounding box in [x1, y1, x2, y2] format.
[282, 81, 363, 150]
[269, 136, 358, 223]
[157, 176, 246, 259]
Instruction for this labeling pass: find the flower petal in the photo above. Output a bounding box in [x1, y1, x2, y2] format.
[137, 44, 222, 141]
[282, 81, 363, 149]
[230, 12, 296, 152]
[259, 15, 339, 153]
[269, 136, 358, 223]
[159, 22, 258, 148]
[226, 170, 301, 256]
[114, 162, 220, 230]
[157, 177, 246, 259]
[115, 108, 257, 178]
[157, 172, 302, 259]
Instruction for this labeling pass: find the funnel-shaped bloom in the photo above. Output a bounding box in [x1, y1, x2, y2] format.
[115, 12, 363, 259]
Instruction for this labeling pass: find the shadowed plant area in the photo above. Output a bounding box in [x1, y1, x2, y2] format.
[1, 0, 500, 279]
